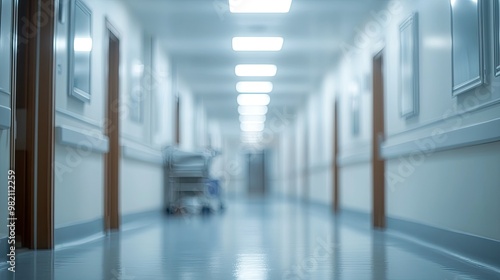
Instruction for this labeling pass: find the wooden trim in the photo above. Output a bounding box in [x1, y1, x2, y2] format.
[10, 0, 18, 170]
[36, 0, 56, 249]
[15, 0, 55, 250]
[105, 21, 120, 231]
[372, 52, 385, 229]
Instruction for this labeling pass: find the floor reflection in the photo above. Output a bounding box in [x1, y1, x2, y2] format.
[1, 196, 499, 279]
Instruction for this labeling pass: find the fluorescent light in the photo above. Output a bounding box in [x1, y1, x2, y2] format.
[238, 106, 268, 115]
[239, 115, 266, 123]
[236, 82, 273, 93]
[241, 122, 265, 132]
[229, 0, 292, 13]
[237, 94, 270, 106]
[232, 37, 284, 51]
[235, 64, 277, 77]
[74, 37, 93, 52]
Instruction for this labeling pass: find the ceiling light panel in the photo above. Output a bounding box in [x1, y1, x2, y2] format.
[232, 37, 284, 51]
[236, 82, 273, 93]
[235, 64, 277, 77]
[239, 115, 266, 123]
[238, 106, 268, 115]
[229, 0, 292, 13]
[237, 94, 270, 106]
[241, 122, 265, 132]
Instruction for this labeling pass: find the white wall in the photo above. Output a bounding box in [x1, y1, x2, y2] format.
[381, 0, 500, 241]
[178, 78, 196, 150]
[0, 0, 14, 240]
[278, 0, 500, 241]
[54, 0, 176, 228]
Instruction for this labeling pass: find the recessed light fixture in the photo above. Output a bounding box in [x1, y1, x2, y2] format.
[232, 37, 284, 51]
[241, 122, 265, 132]
[229, 0, 292, 13]
[236, 82, 273, 93]
[238, 106, 268, 115]
[235, 64, 277, 77]
[237, 94, 270, 106]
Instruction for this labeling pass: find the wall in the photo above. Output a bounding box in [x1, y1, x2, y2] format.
[54, 0, 175, 236]
[0, 0, 14, 245]
[279, 0, 500, 241]
[381, 0, 500, 241]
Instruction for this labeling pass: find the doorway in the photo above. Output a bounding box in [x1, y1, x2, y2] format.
[104, 22, 120, 231]
[14, 0, 56, 250]
[372, 51, 385, 228]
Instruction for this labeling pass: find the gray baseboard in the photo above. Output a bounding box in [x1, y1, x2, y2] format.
[121, 209, 163, 225]
[296, 199, 500, 271]
[55, 218, 104, 247]
[0, 237, 7, 263]
[386, 216, 500, 271]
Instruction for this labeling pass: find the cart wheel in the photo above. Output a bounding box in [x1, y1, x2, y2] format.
[201, 206, 211, 215]
[165, 206, 175, 215]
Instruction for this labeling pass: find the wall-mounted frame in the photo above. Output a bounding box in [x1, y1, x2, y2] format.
[68, 0, 92, 102]
[129, 63, 144, 123]
[450, 0, 484, 96]
[350, 94, 360, 137]
[399, 13, 419, 118]
[494, 0, 500, 77]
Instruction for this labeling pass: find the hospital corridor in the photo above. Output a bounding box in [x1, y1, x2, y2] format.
[0, 0, 500, 279]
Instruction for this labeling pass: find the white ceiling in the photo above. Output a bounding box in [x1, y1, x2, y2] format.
[122, 0, 389, 131]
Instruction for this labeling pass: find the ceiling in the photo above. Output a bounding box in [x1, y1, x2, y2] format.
[122, 0, 389, 135]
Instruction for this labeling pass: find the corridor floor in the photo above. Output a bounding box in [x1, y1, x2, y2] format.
[2, 197, 500, 280]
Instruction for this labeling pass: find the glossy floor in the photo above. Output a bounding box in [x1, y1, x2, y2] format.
[2, 197, 500, 280]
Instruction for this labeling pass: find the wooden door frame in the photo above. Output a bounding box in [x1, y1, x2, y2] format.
[372, 50, 386, 229]
[15, 0, 56, 249]
[104, 20, 120, 231]
[332, 98, 339, 213]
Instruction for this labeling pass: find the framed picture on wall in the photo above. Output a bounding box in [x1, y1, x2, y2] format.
[350, 94, 360, 137]
[129, 59, 144, 123]
[68, 0, 92, 102]
[450, 0, 484, 96]
[494, 0, 500, 77]
[399, 12, 419, 118]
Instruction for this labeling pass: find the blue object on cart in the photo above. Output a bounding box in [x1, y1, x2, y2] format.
[206, 179, 220, 197]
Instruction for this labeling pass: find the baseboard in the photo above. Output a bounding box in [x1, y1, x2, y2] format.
[0, 237, 7, 263]
[121, 209, 163, 226]
[386, 216, 500, 271]
[54, 218, 104, 248]
[0, 105, 11, 130]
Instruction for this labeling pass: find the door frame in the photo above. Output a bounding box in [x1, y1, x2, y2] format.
[14, 0, 56, 249]
[104, 20, 120, 231]
[372, 50, 386, 229]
